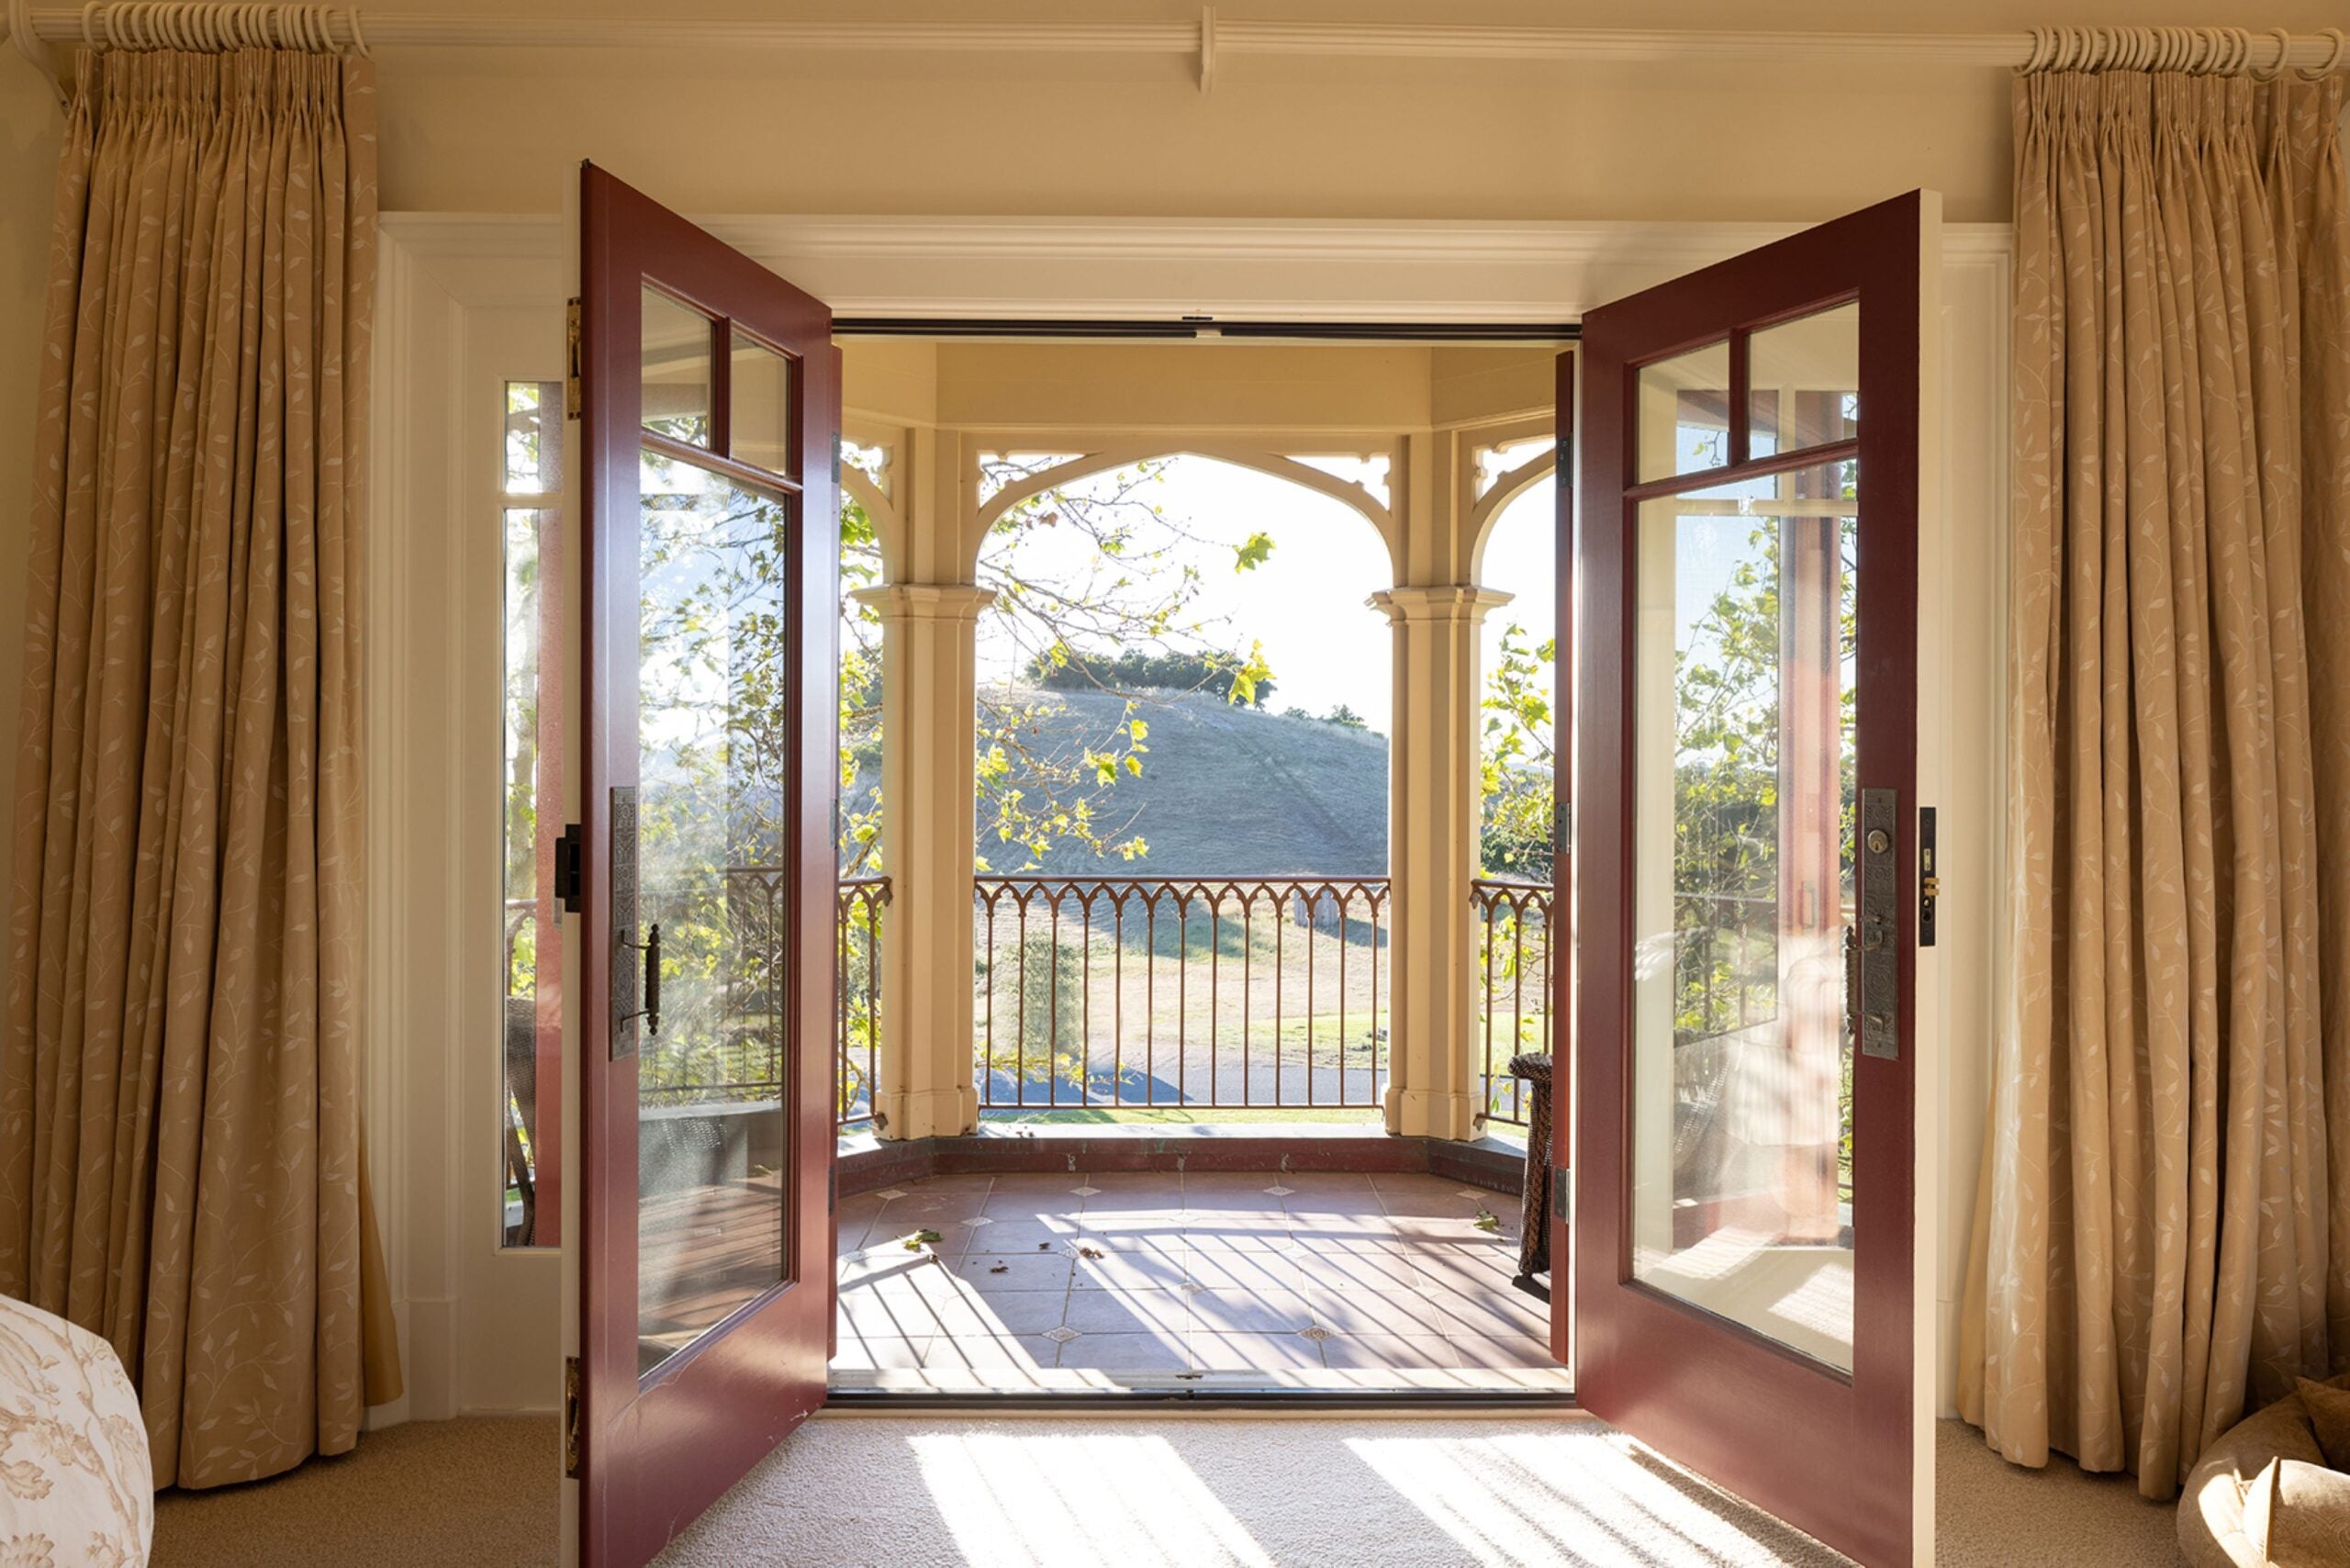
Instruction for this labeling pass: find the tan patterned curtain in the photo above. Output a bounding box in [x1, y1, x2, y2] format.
[0, 47, 401, 1489]
[1959, 67, 2350, 1497]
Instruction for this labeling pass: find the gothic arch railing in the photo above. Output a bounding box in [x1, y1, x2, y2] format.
[971, 873, 1390, 1113]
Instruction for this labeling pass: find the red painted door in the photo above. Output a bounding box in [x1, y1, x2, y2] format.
[1573, 191, 1937, 1568]
[576, 163, 841, 1567]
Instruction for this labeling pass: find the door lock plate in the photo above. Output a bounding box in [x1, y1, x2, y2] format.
[1859, 787, 1900, 1060]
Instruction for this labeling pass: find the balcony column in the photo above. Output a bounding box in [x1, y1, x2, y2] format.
[851, 580, 993, 1140]
[1373, 584, 1512, 1140]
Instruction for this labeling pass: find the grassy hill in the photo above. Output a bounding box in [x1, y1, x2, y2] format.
[975, 685, 1389, 876]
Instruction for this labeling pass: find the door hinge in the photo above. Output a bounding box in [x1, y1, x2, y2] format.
[829, 1163, 837, 1215]
[562, 1355, 583, 1477]
[833, 436, 843, 485]
[1553, 798, 1572, 852]
[553, 823, 585, 914]
[1551, 1165, 1572, 1226]
[565, 297, 583, 420]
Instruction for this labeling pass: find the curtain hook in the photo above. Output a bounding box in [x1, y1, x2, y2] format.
[2300, 28, 2345, 82]
[2021, 27, 2047, 73]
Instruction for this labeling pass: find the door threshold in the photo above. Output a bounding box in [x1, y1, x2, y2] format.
[826, 1384, 1582, 1414]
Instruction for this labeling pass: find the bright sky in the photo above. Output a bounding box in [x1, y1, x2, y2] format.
[970, 454, 1559, 741]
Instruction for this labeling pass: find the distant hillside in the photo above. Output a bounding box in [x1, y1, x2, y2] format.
[974, 686, 1388, 876]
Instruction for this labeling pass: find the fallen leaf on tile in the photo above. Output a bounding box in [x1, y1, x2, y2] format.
[1472, 1210, 1500, 1232]
[989, 1263, 1009, 1274]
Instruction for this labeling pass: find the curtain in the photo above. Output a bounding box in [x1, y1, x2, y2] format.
[1960, 68, 2350, 1498]
[0, 47, 400, 1490]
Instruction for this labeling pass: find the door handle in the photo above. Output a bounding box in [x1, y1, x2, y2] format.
[1857, 788, 1899, 1060]
[615, 920, 661, 1042]
[642, 922, 661, 1038]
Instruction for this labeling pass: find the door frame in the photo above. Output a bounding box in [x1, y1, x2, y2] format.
[363, 211, 2006, 1535]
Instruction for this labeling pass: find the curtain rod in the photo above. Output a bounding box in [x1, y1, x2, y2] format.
[7, 7, 2346, 98]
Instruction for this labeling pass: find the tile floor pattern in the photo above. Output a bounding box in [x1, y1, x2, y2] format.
[832, 1169, 1571, 1392]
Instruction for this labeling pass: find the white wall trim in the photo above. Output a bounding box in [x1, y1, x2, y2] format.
[382, 212, 2015, 325]
[370, 206, 2013, 1435]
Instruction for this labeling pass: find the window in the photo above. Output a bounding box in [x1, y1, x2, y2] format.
[500, 379, 564, 1248]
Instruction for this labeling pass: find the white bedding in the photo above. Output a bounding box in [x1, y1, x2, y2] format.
[0, 1294, 151, 1566]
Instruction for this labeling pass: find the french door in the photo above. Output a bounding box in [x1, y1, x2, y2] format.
[576, 164, 841, 1567]
[1572, 191, 1938, 1568]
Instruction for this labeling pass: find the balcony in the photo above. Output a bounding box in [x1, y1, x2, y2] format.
[833, 1167, 1564, 1394]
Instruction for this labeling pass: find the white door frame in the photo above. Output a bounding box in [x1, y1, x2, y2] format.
[366, 212, 2009, 1450]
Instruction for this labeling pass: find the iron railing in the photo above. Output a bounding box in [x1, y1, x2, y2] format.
[835, 876, 890, 1126]
[1471, 878, 1554, 1129]
[972, 875, 1389, 1111]
[633, 869, 890, 1130]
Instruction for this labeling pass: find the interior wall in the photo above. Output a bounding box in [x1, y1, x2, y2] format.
[0, 0, 2333, 1449]
[3, 0, 2343, 916]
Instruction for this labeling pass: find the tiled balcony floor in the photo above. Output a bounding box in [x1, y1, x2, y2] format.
[832, 1170, 1572, 1394]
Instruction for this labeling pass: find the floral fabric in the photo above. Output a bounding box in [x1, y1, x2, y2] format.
[1959, 68, 2350, 1498]
[0, 1293, 151, 1566]
[0, 48, 398, 1490]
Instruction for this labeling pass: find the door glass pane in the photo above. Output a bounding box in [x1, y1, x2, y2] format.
[501, 500, 552, 1248]
[1749, 302, 1860, 458]
[642, 286, 712, 448]
[1635, 340, 1732, 483]
[729, 330, 794, 476]
[505, 379, 563, 495]
[1628, 455, 1857, 1372]
[634, 444, 793, 1373]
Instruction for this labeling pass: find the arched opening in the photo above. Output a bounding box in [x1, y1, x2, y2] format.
[1470, 434, 1560, 1137]
[967, 450, 1397, 1118]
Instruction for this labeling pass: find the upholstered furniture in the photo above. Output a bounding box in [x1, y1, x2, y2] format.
[0, 1294, 152, 1565]
[2180, 1372, 2350, 1568]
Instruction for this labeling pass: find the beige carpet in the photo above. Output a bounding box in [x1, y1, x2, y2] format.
[145, 1413, 2192, 1566]
[1934, 1418, 2184, 1568]
[151, 1417, 559, 1567]
[655, 1413, 1852, 1566]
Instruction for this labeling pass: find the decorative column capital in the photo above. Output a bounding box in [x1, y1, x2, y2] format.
[1369, 584, 1515, 626]
[851, 582, 997, 622]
